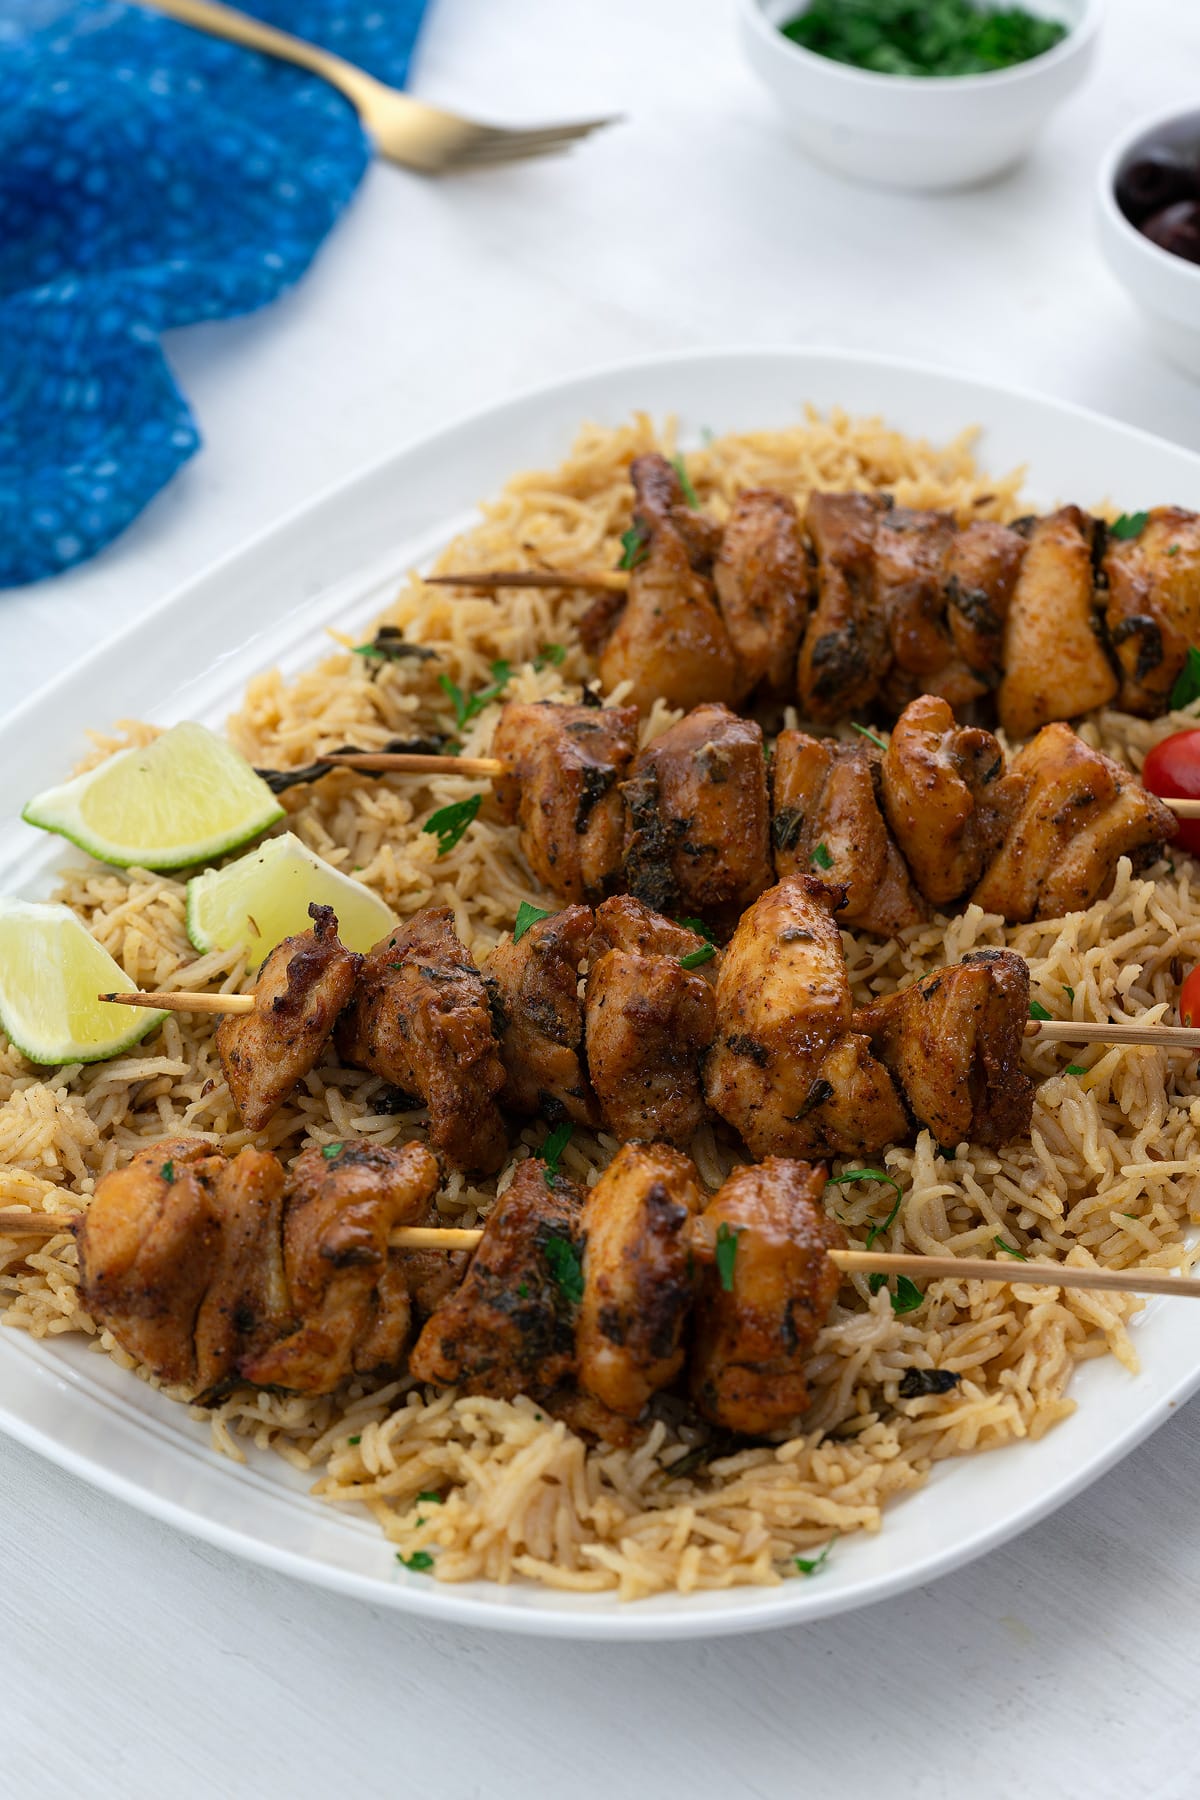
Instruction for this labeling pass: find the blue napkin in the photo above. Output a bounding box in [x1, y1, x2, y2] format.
[0, 0, 429, 587]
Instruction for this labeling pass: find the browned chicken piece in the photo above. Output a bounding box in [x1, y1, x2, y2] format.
[240, 1141, 439, 1395]
[216, 903, 360, 1133]
[490, 700, 639, 906]
[482, 905, 599, 1128]
[943, 517, 1029, 684]
[712, 489, 811, 695]
[390, 1202, 470, 1322]
[704, 877, 907, 1160]
[336, 909, 507, 1175]
[576, 1142, 703, 1419]
[972, 722, 1176, 922]
[409, 1157, 584, 1399]
[77, 1137, 228, 1387]
[1102, 507, 1200, 715]
[796, 491, 891, 721]
[876, 507, 987, 712]
[585, 896, 717, 1147]
[598, 455, 748, 713]
[193, 1147, 290, 1397]
[879, 694, 1020, 907]
[854, 949, 1034, 1151]
[771, 730, 928, 938]
[689, 1158, 845, 1435]
[629, 450, 724, 571]
[998, 508, 1117, 739]
[621, 703, 773, 930]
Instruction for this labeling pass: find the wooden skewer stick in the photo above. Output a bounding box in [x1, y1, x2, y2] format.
[1164, 796, 1200, 820]
[424, 569, 629, 596]
[99, 990, 255, 1016]
[317, 752, 503, 777]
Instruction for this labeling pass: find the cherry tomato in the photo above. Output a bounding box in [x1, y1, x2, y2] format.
[1180, 967, 1200, 1030]
[1142, 730, 1200, 857]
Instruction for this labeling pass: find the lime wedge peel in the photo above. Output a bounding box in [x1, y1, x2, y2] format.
[186, 832, 397, 962]
[22, 722, 285, 872]
[0, 898, 168, 1066]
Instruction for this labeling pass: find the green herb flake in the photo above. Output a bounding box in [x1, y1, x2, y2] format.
[1063, 985, 1075, 1002]
[811, 841, 834, 871]
[618, 524, 649, 571]
[517, 1282, 529, 1299]
[672, 454, 700, 509]
[160, 1160, 175, 1183]
[715, 1221, 743, 1292]
[534, 643, 567, 670]
[544, 1231, 584, 1306]
[422, 793, 482, 857]
[417, 1491, 443, 1505]
[868, 1272, 886, 1296]
[1029, 1000, 1052, 1021]
[1170, 646, 1200, 710]
[1169, 544, 1181, 558]
[892, 1276, 924, 1315]
[1065, 1064, 1087, 1077]
[679, 943, 717, 970]
[513, 901, 552, 943]
[994, 1235, 1028, 1261]
[322, 1142, 344, 1160]
[850, 722, 888, 752]
[437, 662, 510, 730]
[794, 1530, 838, 1577]
[826, 1167, 904, 1250]
[396, 1550, 434, 1573]
[1122, 1212, 1139, 1221]
[541, 1121, 574, 1173]
[779, 0, 1066, 76]
[1110, 511, 1150, 541]
[676, 916, 714, 941]
[347, 1434, 361, 1446]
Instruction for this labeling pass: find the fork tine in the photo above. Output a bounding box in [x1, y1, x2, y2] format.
[460, 117, 619, 151]
[450, 120, 619, 169]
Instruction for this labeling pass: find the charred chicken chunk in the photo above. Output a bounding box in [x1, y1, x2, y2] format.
[1102, 507, 1200, 715]
[972, 722, 1176, 922]
[712, 489, 811, 695]
[704, 877, 907, 1160]
[689, 1158, 845, 1436]
[216, 903, 360, 1133]
[409, 1157, 583, 1399]
[240, 1141, 439, 1395]
[490, 700, 639, 905]
[771, 731, 927, 938]
[876, 506, 986, 712]
[192, 1146, 290, 1397]
[576, 1142, 703, 1420]
[482, 904, 599, 1128]
[621, 703, 773, 930]
[854, 949, 1034, 1150]
[336, 909, 507, 1175]
[796, 491, 891, 722]
[585, 897, 717, 1147]
[998, 508, 1117, 739]
[879, 695, 1018, 907]
[943, 517, 1028, 684]
[598, 455, 747, 713]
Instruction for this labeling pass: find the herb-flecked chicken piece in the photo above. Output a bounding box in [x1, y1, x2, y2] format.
[795, 491, 891, 721]
[482, 904, 600, 1128]
[597, 455, 748, 713]
[490, 699, 639, 905]
[704, 876, 907, 1160]
[689, 1158, 845, 1436]
[943, 516, 1028, 686]
[1102, 507, 1200, 715]
[853, 949, 1034, 1150]
[621, 702, 773, 932]
[408, 1157, 583, 1399]
[876, 506, 988, 713]
[336, 909, 507, 1175]
[216, 902, 360, 1133]
[585, 896, 717, 1147]
[998, 507, 1117, 739]
[241, 1141, 439, 1395]
[712, 488, 811, 695]
[879, 694, 1020, 907]
[971, 722, 1176, 921]
[771, 730, 927, 938]
[576, 1142, 703, 1420]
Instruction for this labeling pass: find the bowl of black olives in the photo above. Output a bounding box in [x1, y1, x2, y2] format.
[1099, 108, 1200, 376]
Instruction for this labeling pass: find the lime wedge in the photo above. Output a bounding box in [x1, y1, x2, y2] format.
[186, 832, 396, 960]
[22, 722, 284, 871]
[0, 898, 167, 1065]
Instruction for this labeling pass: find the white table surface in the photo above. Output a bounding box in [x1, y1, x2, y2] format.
[4, 1, 1200, 1793]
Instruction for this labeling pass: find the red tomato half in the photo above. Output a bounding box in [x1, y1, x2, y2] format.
[1181, 966, 1200, 1029]
[1143, 730, 1200, 857]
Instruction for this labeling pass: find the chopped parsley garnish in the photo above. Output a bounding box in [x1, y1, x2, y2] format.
[677, 916, 714, 941]
[715, 1221, 743, 1292]
[541, 1121, 574, 1173]
[422, 793, 482, 856]
[1109, 511, 1150, 541]
[1028, 1000, 1052, 1021]
[672, 454, 700, 509]
[811, 841, 834, 871]
[438, 660, 511, 729]
[1063, 985, 1075, 1002]
[513, 901, 552, 943]
[1065, 1064, 1087, 1077]
[850, 722, 888, 752]
[826, 1168, 904, 1249]
[994, 1236, 1028, 1260]
[618, 523, 649, 570]
[534, 643, 567, 670]
[161, 1160, 175, 1183]
[396, 1550, 434, 1573]
[868, 1273, 886, 1296]
[352, 627, 437, 662]
[1168, 544, 1181, 558]
[545, 1231, 584, 1306]
[322, 1142, 344, 1159]
[417, 1491, 443, 1505]
[679, 943, 717, 970]
[1170, 646, 1200, 710]
[518, 1282, 529, 1299]
[780, 0, 1065, 76]
[347, 1434, 361, 1446]
[794, 1531, 838, 1577]
[892, 1276, 924, 1315]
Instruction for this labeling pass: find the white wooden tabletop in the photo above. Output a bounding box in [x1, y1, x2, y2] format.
[4, 1, 1200, 1793]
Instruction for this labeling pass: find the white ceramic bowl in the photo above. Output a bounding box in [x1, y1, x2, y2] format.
[738, 0, 1101, 191]
[1097, 107, 1200, 380]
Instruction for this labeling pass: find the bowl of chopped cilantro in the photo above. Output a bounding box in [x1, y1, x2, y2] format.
[739, 0, 1100, 190]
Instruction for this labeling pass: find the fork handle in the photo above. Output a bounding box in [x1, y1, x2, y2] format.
[132, 0, 380, 109]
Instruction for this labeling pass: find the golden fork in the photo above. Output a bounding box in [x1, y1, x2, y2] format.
[134, 0, 618, 173]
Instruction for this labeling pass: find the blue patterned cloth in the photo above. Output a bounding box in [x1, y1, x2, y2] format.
[0, 0, 429, 586]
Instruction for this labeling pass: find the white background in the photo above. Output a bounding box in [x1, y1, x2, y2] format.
[4, 1, 1200, 1794]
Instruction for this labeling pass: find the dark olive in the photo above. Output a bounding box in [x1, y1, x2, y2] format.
[1116, 150, 1200, 225]
[1141, 199, 1200, 267]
